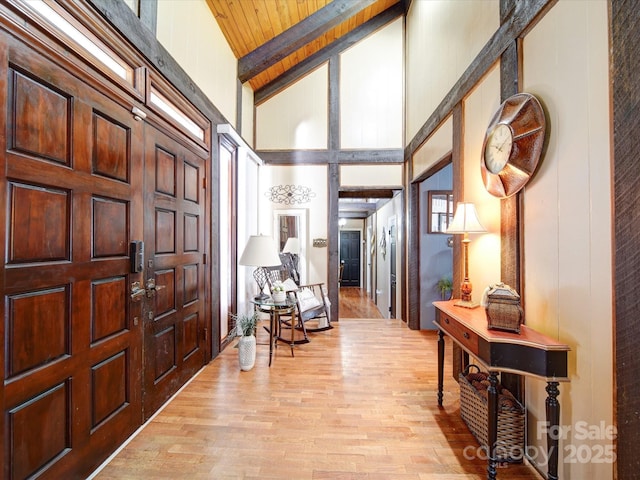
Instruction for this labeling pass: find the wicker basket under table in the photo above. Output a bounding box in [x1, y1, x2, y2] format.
[459, 366, 525, 463]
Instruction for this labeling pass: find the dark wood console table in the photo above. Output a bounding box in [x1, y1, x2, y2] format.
[433, 300, 570, 480]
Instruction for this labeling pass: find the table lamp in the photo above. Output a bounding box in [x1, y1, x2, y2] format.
[239, 235, 281, 300]
[446, 202, 486, 308]
[282, 237, 300, 255]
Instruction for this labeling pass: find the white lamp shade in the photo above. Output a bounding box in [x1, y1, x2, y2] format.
[239, 235, 282, 266]
[446, 202, 486, 234]
[282, 237, 300, 254]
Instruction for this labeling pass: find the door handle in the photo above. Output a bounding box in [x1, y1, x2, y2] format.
[130, 281, 145, 302]
[145, 278, 166, 298]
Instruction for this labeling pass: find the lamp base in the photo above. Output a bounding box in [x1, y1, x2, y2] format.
[454, 299, 480, 309]
[254, 293, 270, 301]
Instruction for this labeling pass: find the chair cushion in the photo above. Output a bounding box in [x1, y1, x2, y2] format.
[297, 288, 322, 312]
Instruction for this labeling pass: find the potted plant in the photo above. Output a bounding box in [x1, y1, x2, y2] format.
[437, 277, 453, 301]
[271, 281, 286, 303]
[231, 312, 259, 371]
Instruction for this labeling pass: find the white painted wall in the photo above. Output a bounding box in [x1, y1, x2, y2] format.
[522, 2, 613, 478]
[255, 66, 328, 150]
[155, 0, 238, 126]
[122, 0, 136, 13]
[241, 83, 255, 148]
[236, 147, 262, 319]
[258, 165, 328, 286]
[405, 0, 499, 143]
[340, 164, 403, 187]
[255, 18, 403, 152]
[340, 18, 403, 149]
[462, 64, 502, 300]
[412, 115, 453, 179]
[374, 195, 404, 319]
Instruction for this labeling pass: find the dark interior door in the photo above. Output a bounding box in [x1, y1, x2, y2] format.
[340, 230, 361, 287]
[142, 124, 207, 418]
[1, 37, 143, 478]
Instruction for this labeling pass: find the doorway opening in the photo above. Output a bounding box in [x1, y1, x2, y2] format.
[337, 188, 403, 321]
[419, 162, 453, 329]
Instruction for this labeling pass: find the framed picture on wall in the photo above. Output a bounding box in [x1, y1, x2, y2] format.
[428, 190, 453, 234]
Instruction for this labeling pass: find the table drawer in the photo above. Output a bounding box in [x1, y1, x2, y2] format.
[439, 312, 479, 355]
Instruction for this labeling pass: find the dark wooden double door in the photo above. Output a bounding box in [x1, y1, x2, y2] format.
[0, 36, 208, 478]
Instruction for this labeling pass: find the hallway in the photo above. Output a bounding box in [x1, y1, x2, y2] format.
[92, 291, 540, 479]
[338, 287, 384, 319]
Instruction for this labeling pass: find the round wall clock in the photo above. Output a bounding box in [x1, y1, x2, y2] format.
[480, 93, 546, 198]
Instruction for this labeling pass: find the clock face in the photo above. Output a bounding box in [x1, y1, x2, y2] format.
[483, 123, 513, 174]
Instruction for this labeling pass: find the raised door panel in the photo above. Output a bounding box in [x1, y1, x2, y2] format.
[93, 197, 129, 258]
[91, 277, 128, 343]
[1, 37, 143, 479]
[8, 184, 70, 263]
[9, 382, 69, 480]
[11, 70, 70, 165]
[5, 287, 69, 378]
[143, 124, 206, 418]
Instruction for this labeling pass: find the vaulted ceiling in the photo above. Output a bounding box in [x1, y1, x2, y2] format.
[206, 0, 404, 94]
[207, 0, 406, 219]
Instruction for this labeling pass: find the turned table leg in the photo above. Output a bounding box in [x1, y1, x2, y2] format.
[546, 381, 560, 480]
[486, 371, 499, 480]
[437, 330, 444, 406]
[268, 310, 276, 366]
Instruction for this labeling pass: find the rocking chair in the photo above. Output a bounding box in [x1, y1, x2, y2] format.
[265, 266, 333, 333]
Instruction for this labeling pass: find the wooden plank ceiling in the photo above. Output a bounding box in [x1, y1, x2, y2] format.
[206, 0, 402, 92]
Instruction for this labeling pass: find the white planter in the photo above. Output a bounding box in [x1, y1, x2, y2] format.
[272, 291, 286, 303]
[238, 335, 256, 371]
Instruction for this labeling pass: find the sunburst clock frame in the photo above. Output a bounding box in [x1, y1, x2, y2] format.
[480, 93, 547, 198]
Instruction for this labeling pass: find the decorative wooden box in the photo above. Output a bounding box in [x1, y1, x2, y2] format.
[484, 283, 523, 333]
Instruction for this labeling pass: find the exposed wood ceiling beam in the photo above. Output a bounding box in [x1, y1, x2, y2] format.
[339, 188, 396, 198]
[340, 211, 371, 219]
[254, 2, 404, 104]
[238, 0, 379, 84]
[339, 201, 378, 208]
[256, 150, 331, 164]
[256, 149, 403, 165]
[338, 149, 403, 163]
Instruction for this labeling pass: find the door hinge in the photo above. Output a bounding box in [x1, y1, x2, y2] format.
[203, 253, 207, 264]
[203, 327, 208, 340]
[202, 177, 206, 189]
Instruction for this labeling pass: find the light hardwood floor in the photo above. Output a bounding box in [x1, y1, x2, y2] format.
[338, 287, 384, 319]
[93, 290, 541, 479]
